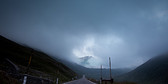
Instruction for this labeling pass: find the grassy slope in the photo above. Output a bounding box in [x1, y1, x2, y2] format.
[0, 35, 76, 83]
[115, 54, 168, 84]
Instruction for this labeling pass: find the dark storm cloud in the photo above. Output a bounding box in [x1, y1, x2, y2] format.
[0, 0, 168, 68]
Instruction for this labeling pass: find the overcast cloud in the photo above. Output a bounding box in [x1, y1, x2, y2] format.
[0, 0, 168, 68]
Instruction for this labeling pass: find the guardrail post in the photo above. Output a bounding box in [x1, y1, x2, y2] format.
[23, 75, 27, 84]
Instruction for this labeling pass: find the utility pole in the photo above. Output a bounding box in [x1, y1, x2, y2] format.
[109, 57, 113, 84]
[100, 65, 102, 84]
[100, 57, 113, 84]
[109, 57, 112, 79]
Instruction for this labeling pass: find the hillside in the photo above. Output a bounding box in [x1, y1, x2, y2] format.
[0, 35, 76, 83]
[115, 54, 168, 84]
[58, 58, 132, 80]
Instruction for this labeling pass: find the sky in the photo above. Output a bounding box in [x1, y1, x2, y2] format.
[0, 0, 168, 68]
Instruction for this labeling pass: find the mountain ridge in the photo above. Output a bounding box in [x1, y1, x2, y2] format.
[55, 57, 133, 80]
[115, 54, 168, 84]
[0, 35, 76, 83]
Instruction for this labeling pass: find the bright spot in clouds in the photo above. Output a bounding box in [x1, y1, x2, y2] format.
[72, 35, 129, 68]
[73, 37, 95, 58]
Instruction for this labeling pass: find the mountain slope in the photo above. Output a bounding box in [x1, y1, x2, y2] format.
[0, 35, 76, 83]
[115, 54, 168, 84]
[58, 58, 132, 79]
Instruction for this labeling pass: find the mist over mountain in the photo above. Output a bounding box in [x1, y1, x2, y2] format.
[1, 0, 168, 68]
[115, 54, 168, 84]
[1, 0, 168, 84]
[56, 58, 133, 80]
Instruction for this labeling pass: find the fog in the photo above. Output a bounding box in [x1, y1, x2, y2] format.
[0, 0, 168, 68]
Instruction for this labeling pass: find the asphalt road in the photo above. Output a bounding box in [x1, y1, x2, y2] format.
[63, 76, 96, 84]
